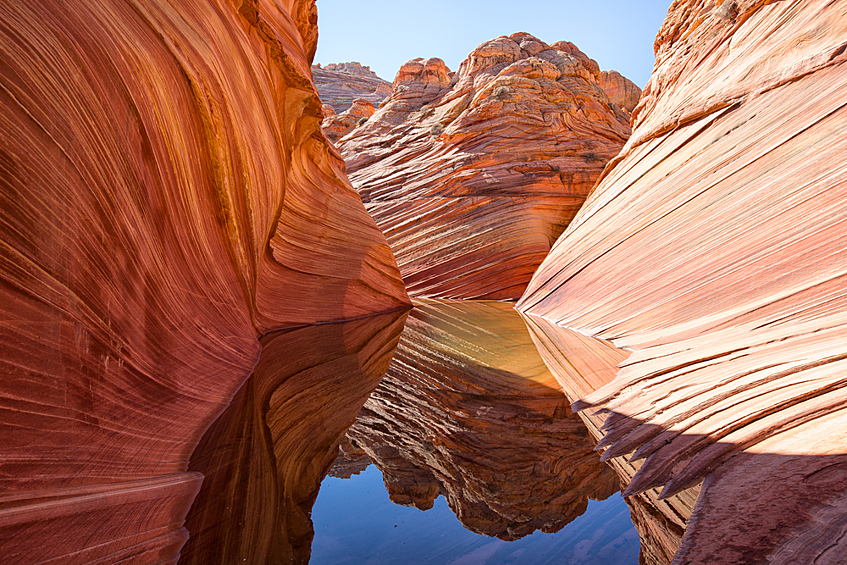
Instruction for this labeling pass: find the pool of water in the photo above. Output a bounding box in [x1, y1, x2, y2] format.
[311, 464, 639, 565]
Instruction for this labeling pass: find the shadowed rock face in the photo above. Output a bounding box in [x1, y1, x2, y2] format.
[0, 0, 408, 562]
[312, 62, 392, 114]
[345, 300, 619, 541]
[179, 311, 407, 565]
[519, 1, 847, 563]
[338, 33, 634, 299]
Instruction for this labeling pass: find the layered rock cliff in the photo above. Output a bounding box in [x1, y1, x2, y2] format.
[338, 33, 636, 299]
[0, 0, 408, 563]
[179, 312, 406, 565]
[345, 300, 619, 540]
[519, 1, 847, 563]
[312, 62, 392, 114]
[321, 98, 377, 143]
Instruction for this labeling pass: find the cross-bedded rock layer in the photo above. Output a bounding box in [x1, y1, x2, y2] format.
[312, 62, 392, 114]
[0, 1, 408, 563]
[338, 33, 637, 299]
[519, 1, 847, 563]
[345, 300, 619, 541]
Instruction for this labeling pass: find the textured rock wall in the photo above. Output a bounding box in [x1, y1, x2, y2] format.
[312, 62, 392, 114]
[339, 33, 634, 299]
[522, 313, 695, 564]
[519, 1, 847, 562]
[322, 98, 377, 143]
[179, 312, 406, 565]
[346, 300, 618, 540]
[0, 0, 408, 562]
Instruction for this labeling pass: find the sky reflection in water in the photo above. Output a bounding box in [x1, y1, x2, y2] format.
[311, 464, 639, 565]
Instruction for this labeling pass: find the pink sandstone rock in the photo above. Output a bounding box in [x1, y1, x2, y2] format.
[0, 0, 408, 562]
[598, 70, 642, 112]
[338, 33, 635, 299]
[519, 1, 847, 563]
[312, 62, 392, 114]
[321, 98, 377, 143]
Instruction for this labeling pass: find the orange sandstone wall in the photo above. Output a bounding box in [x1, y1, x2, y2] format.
[520, 1, 847, 563]
[339, 33, 635, 299]
[0, 0, 408, 562]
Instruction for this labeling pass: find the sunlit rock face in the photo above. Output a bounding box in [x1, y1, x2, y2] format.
[179, 312, 406, 565]
[322, 98, 377, 143]
[345, 300, 619, 541]
[519, 1, 847, 562]
[338, 33, 634, 299]
[598, 70, 642, 113]
[312, 62, 392, 114]
[0, 0, 408, 562]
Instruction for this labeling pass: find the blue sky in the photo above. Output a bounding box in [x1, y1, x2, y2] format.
[313, 0, 672, 88]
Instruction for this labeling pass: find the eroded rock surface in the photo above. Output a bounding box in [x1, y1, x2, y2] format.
[519, 1, 847, 563]
[312, 62, 392, 114]
[0, 0, 408, 563]
[339, 33, 634, 299]
[345, 300, 618, 540]
[598, 70, 642, 112]
[322, 98, 377, 143]
[179, 312, 406, 565]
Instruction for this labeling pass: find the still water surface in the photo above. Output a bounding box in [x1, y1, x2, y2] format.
[179, 299, 665, 564]
[311, 464, 639, 565]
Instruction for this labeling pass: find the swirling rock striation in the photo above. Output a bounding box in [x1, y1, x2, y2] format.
[345, 299, 618, 540]
[0, 0, 408, 563]
[339, 33, 635, 299]
[312, 62, 392, 114]
[519, 1, 847, 563]
[179, 312, 406, 565]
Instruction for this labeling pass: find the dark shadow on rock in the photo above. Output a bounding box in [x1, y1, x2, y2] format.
[522, 311, 847, 565]
[178, 310, 408, 565]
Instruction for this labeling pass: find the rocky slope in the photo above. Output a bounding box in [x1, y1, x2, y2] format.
[519, 1, 847, 563]
[345, 300, 618, 540]
[0, 0, 408, 563]
[312, 62, 392, 114]
[321, 98, 377, 143]
[179, 312, 406, 565]
[338, 33, 637, 299]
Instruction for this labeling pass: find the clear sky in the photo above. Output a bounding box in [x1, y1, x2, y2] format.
[313, 0, 673, 88]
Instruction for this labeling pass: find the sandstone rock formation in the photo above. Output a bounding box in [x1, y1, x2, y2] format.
[338, 33, 635, 299]
[522, 313, 695, 565]
[519, 1, 847, 562]
[179, 311, 406, 565]
[0, 0, 408, 563]
[345, 300, 619, 540]
[321, 98, 377, 143]
[312, 62, 392, 114]
[598, 70, 642, 112]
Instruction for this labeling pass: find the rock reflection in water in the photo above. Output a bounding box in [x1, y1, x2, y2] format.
[343, 299, 619, 541]
[178, 310, 408, 565]
[522, 312, 696, 565]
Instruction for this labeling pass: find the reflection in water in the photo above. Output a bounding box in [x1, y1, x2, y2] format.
[178, 310, 408, 565]
[336, 300, 622, 541]
[522, 312, 694, 564]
